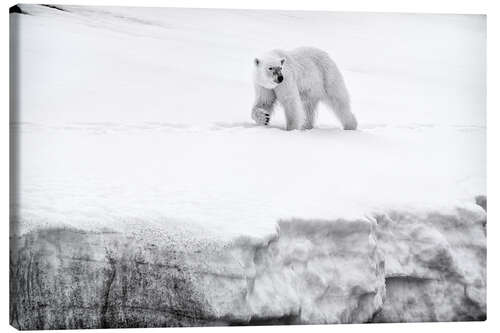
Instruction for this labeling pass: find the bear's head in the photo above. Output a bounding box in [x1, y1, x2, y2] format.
[253, 54, 286, 89]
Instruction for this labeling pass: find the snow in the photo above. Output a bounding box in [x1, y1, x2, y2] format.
[13, 122, 485, 241]
[10, 4, 486, 326]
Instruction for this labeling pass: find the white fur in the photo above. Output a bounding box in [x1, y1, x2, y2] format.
[251, 47, 357, 130]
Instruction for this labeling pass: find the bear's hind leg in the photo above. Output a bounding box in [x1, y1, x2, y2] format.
[324, 93, 357, 130]
[324, 79, 358, 130]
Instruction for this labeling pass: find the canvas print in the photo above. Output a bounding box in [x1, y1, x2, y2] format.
[9, 4, 486, 330]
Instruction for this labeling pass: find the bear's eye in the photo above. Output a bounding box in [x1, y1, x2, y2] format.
[268, 67, 273, 71]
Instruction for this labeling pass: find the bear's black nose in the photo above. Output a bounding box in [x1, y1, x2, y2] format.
[277, 75, 283, 83]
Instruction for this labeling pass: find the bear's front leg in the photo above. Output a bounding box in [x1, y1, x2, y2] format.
[251, 107, 271, 125]
[285, 114, 297, 131]
[251, 86, 276, 126]
[276, 85, 304, 130]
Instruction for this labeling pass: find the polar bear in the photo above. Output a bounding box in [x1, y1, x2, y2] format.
[251, 47, 357, 130]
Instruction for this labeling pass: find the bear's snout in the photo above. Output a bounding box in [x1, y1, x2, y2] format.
[277, 75, 284, 83]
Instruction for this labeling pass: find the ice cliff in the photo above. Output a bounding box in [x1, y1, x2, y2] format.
[10, 201, 486, 329]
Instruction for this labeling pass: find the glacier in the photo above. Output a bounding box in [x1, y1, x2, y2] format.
[10, 4, 486, 329]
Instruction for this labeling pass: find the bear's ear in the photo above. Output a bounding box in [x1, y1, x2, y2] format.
[254, 58, 260, 66]
[280, 58, 285, 65]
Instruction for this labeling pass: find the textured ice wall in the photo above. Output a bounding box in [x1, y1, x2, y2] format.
[190, 218, 385, 324]
[10, 202, 486, 329]
[373, 204, 486, 322]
